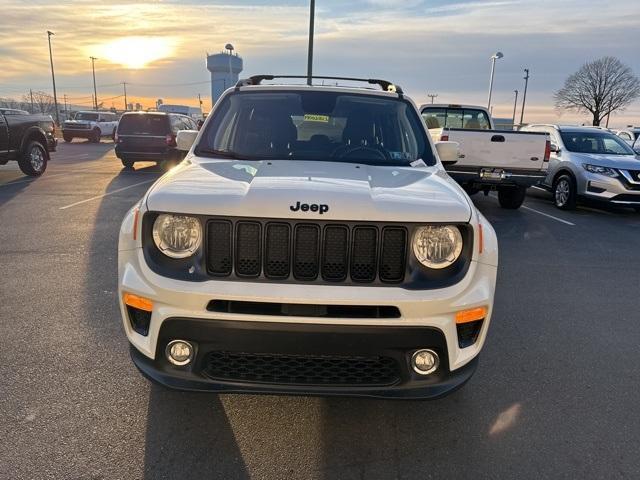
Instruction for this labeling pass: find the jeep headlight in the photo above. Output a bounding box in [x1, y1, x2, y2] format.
[412, 225, 463, 269]
[152, 214, 202, 258]
[582, 164, 618, 177]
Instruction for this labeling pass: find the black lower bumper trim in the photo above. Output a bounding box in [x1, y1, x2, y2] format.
[129, 318, 479, 399]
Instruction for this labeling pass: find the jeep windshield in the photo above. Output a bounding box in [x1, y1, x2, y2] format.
[196, 90, 434, 166]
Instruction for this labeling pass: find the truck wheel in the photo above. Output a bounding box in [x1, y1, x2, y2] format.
[553, 174, 577, 210]
[498, 186, 526, 209]
[121, 159, 135, 169]
[63, 134, 73, 143]
[18, 140, 48, 177]
[90, 128, 101, 143]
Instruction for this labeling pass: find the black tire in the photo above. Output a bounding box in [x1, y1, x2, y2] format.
[498, 186, 527, 209]
[90, 128, 101, 143]
[121, 159, 135, 168]
[63, 134, 73, 143]
[553, 174, 577, 210]
[633, 206, 640, 213]
[18, 140, 48, 177]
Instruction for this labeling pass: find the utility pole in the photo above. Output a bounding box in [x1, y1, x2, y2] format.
[306, 0, 315, 85]
[487, 52, 504, 110]
[511, 89, 519, 129]
[427, 93, 438, 104]
[90, 56, 98, 110]
[63, 94, 68, 118]
[519, 68, 530, 126]
[47, 31, 60, 125]
[29, 89, 35, 114]
[122, 81, 128, 111]
[198, 93, 203, 111]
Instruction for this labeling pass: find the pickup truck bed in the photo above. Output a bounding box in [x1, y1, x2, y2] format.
[441, 127, 549, 188]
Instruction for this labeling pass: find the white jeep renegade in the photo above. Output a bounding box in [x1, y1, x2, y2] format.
[118, 75, 498, 399]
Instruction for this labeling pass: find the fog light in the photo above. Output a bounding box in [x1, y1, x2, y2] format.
[166, 340, 194, 366]
[411, 349, 439, 375]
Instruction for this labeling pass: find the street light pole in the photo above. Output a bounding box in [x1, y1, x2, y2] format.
[90, 56, 98, 110]
[511, 89, 518, 129]
[47, 31, 60, 125]
[487, 51, 503, 110]
[306, 0, 315, 85]
[122, 81, 128, 111]
[427, 93, 438, 104]
[519, 68, 530, 126]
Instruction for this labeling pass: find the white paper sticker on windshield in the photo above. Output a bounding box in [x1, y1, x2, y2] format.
[410, 159, 427, 168]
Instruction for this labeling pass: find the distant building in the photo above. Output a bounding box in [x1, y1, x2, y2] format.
[206, 46, 243, 106]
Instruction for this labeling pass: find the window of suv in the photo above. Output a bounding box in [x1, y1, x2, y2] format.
[422, 108, 491, 130]
[75, 112, 99, 121]
[197, 90, 434, 166]
[118, 114, 169, 136]
[560, 131, 635, 155]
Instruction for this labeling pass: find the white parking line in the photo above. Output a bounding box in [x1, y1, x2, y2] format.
[488, 191, 575, 226]
[521, 205, 575, 226]
[59, 179, 155, 210]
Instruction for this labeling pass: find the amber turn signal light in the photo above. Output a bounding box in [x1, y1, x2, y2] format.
[455, 306, 488, 324]
[123, 292, 153, 312]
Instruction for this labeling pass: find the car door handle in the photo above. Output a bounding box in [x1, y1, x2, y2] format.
[491, 135, 505, 142]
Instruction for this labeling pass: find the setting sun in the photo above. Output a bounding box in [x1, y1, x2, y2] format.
[93, 36, 176, 69]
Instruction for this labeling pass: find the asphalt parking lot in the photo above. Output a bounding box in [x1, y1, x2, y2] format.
[1, 141, 640, 480]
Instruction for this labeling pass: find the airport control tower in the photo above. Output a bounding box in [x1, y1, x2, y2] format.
[206, 44, 243, 106]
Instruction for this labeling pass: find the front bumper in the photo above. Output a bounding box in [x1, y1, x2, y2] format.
[119, 237, 497, 398]
[578, 171, 640, 204]
[62, 128, 93, 138]
[131, 319, 479, 399]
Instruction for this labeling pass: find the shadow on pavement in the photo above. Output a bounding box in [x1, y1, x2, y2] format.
[81, 164, 249, 478]
[144, 387, 249, 479]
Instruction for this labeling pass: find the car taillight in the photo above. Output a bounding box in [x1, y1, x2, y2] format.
[544, 140, 551, 162]
[440, 134, 449, 141]
[166, 133, 177, 147]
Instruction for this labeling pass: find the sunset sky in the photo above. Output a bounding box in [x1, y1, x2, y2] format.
[1, 0, 639, 126]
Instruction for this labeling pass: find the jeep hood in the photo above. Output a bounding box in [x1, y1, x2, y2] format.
[145, 159, 472, 223]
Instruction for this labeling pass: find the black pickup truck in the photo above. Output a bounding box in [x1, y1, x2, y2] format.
[0, 111, 57, 176]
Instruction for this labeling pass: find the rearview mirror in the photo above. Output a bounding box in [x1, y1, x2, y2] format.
[435, 141, 459, 165]
[176, 130, 198, 151]
[550, 143, 560, 153]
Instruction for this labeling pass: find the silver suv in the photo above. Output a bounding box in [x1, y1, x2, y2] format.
[522, 125, 640, 210]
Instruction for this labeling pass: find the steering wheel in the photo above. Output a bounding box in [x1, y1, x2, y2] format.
[332, 144, 391, 162]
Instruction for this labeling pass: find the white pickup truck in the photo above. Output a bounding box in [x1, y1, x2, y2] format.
[421, 104, 550, 209]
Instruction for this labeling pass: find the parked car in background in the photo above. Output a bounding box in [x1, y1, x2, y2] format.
[421, 104, 550, 209]
[118, 75, 498, 399]
[0, 108, 31, 115]
[114, 111, 198, 169]
[615, 128, 640, 146]
[0, 110, 56, 176]
[62, 111, 118, 143]
[522, 124, 640, 210]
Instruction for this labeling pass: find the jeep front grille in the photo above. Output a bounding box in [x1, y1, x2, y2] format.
[205, 219, 408, 284]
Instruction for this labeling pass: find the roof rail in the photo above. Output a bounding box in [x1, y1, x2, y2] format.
[235, 75, 403, 95]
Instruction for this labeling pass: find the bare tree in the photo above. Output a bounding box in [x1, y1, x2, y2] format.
[28, 91, 54, 115]
[554, 56, 640, 126]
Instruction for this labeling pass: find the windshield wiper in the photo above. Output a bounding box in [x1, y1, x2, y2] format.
[195, 148, 249, 160]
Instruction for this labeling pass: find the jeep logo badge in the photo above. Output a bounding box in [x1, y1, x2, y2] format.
[290, 201, 329, 214]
